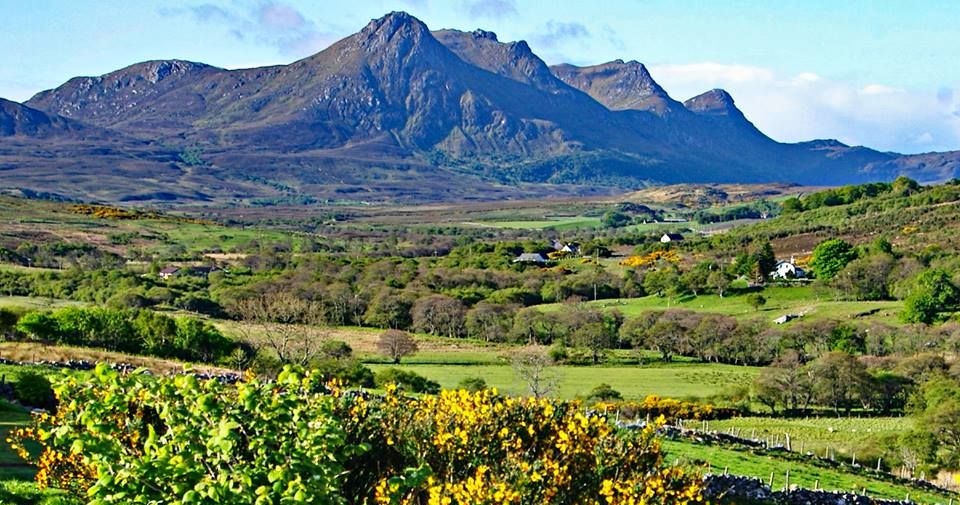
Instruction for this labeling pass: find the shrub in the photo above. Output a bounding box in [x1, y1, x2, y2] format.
[585, 383, 623, 404]
[11, 366, 704, 504]
[320, 340, 353, 360]
[375, 368, 441, 394]
[456, 376, 488, 392]
[548, 343, 569, 363]
[312, 358, 375, 388]
[376, 329, 418, 364]
[14, 371, 55, 410]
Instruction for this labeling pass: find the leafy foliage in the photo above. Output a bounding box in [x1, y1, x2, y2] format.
[11, 366, 704, 504]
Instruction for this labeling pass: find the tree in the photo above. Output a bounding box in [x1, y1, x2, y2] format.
[905, 377, 960, 468]
[900, 269, 960, 324]
[0, 307, 18, 338]
[363, 289, 414, 329]
[234, 292, 327, 366]
[891, 175, 920, 196]
[511, 308, 558, 345]
[320, 340, 353, 360]
[807, 351, 870, 416]
[377, 329, 418, 364]
[752, 242, 776, 283]
[563, 308, 620, 364]
[601, 210, 632, 228]
[680, 263, 712, 297]
[412, 295, 466, 338]
[645, 310, 697, 362]
[831, 254, 895, 301]
[745, 293, 767, 311]
[465, 302, 517, 342]
[511, 346, 558, 399]
[14, 311, 59, 341]
[707, 270, 732, 298]
[781, 197, 804, 214]
[752, 351, 812, 414]
[810, 239, 857, 281]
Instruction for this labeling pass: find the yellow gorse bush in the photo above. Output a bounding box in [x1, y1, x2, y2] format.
[362, 387, 703, 504]
[10, 365, 704, 504]
[620, 250, 681, 269]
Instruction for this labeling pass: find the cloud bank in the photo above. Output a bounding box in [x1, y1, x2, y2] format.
[649, 62, 960, 154]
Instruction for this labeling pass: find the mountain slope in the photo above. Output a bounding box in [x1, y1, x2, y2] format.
[551, 60, 684, 115]
[0, 98, 84, 137]
[2, 11, 957, 205]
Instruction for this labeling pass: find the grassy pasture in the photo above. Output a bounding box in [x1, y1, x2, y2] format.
[366, 362, 759, 400]
[664, 439, 954, 504]
[705, 416, 911, 461]
[0, 296, 84, 311]
[541, 286, 903, 325]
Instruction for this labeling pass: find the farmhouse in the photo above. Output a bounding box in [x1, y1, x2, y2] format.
[513, 252, 547, 264]
[660, 233, 684, 243]
[158, 266, 180, 280]
[770, 260, 806, 280]
[774, 314, 801, 324]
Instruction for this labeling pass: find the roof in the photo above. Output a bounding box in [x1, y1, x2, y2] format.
[159, 267, 180, 274]
[514, 253, 547, 263]
[661, 233, 684, 240]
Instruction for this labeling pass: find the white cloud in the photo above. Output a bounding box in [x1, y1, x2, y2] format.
[648, 62, 960, 153]
[176, 1, 338, 57]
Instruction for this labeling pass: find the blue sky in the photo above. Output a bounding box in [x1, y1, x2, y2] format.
[2, 0, 958, 153]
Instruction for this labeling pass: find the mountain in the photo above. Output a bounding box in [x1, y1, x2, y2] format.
[550, 60, 683, 115]
[0, 98, 84, 137]
[2, 11, 958, 204]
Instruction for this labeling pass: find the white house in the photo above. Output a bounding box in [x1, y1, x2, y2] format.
[158, 266, 180, 280]
[770, 260, 806, 280]
[660, 233, 684, 243]
[513, 253, 547, 264]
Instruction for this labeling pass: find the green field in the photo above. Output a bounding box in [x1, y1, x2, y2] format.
[367, 362, 759, 400]
[0, 296, 85, 311]
[664, 439, 954, 504]
[470, 216, 603, 230]
[706, 416, 910, 461]
[541, 286, 903, 325]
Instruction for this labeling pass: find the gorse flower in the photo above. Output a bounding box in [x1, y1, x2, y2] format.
[11, 365, 704, 504]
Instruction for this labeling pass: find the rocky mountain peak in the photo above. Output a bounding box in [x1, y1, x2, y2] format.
[550, 60, 680, 114]
[471, 29, 498, 41]
[684, 89, 739, 116]
[432, 28, 565, 93]
[358, 11, 430, 45]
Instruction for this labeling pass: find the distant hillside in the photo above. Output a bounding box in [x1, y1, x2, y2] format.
[0, 11, 958, 205]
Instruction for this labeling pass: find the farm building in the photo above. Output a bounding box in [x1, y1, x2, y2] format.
[513, 253, 548, 264]
[770, 260, 806, 280]
[660, 233, 685, 243]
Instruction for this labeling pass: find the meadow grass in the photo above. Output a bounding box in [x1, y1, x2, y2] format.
[0, 296, 84, 311]
[366, 362, 759, 400]
[540, 286, 903, 325]
[472, 216, 602, 230]
[705, 416, 911, 460]
[664, 439, 954, 504]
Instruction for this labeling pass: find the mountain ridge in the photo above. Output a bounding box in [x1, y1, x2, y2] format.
[2, 10, 958, 205]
